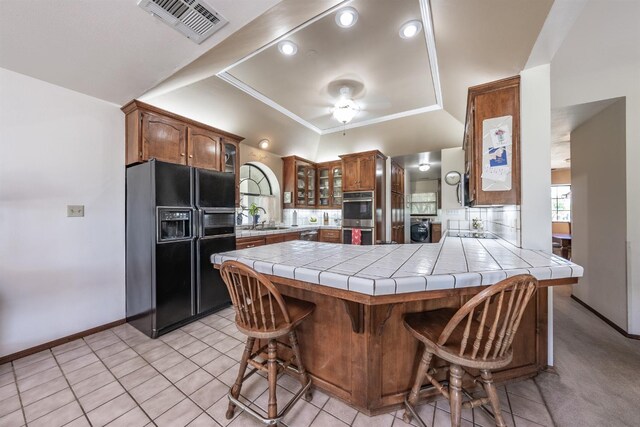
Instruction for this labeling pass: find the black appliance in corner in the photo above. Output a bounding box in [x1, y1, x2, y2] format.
[410, 218, 432, 243]
[126, 160, 235, 338]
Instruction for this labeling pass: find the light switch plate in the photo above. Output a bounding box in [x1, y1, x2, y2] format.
[67, 205, 85, 217]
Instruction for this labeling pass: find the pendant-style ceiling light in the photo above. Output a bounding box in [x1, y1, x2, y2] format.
[332, 86, 359, 125]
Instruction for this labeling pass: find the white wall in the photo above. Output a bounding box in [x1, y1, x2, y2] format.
[571, 99, 628, 330]
[520, 64, 552, 251]
[440, 148, 464, 210]
[0, 68, 125, 357]
[519, 64, 553, 363]
[550, 0, 640, 334]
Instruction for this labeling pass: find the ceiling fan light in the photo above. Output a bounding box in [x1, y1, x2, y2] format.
[335, 7, 358, 28]
[418, 163, 431, 172]
[277, 40, 297, 56]
[332, 98, 359, 124]
[400, 20, 422, 39]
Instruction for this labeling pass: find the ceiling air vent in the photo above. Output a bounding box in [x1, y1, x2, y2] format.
[138, 0, 228, 44]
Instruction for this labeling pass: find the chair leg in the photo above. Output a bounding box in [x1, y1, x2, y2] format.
[288, 330, 312, 400]
[226, 337, 255, 419]
[403, 345, 433, 423]
[449, 364, 464, 427]
[480, 370, 507, 427]
[267, 338, 279, 419]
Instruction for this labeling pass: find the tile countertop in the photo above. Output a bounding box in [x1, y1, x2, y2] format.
[212, 234, 583, 296]
[236, 225, 340, 238]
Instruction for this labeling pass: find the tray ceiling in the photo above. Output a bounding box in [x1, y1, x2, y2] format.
[217, 0, 441, 134]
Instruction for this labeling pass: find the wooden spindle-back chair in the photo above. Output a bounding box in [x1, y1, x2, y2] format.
[219, 261, 315, 425]
[403, 274, 538, 427]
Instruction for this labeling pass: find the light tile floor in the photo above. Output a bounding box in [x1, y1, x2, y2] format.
[0, 307, 554, 426]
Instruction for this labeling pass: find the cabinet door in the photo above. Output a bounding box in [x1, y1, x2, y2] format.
[307, 167, 316, 206]
[187, 126, 221, 170]
[221, 141, 240, 207]
[358, 156, 376, 190]
[142, 113, 187, 165]
[332, 165, 343, 207]
[318, 167, 330, 207]
[342, 158, 359, 191]
[296, 164, 306, 206]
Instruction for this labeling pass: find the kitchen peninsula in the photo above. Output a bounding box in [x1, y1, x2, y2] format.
[213, 233, 583, 415]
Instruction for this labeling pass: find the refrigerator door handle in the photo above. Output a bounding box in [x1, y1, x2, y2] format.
[200, 233, 236, 240]
[192, 239, 197, 316]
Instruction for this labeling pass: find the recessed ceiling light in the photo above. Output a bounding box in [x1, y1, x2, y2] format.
[259, 139, 270, 149]
[277, 40, 297, 56]
[418, 163, 431, 172]
[399, 20, 422, 39]
[335, 7, 358, 28]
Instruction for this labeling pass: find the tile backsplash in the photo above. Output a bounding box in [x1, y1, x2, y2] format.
[283, 208, 342, 227]
[447, 205, 521, 247]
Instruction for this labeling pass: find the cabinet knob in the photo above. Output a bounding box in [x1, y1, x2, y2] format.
[189, 155, 193, 158]
[181, 153, 185, 156]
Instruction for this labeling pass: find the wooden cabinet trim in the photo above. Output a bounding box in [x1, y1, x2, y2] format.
[122, 99, 243, 142]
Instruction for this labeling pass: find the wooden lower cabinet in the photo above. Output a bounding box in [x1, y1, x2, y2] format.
[319, 229, 341, 243]
[261, 282, 548, 415]
[237, 232, 301, 249]
[431, 223, 442, 243]
[235, 237, 266, 249]
[283, 232, 301, 242]
[265, 234, 285, 245]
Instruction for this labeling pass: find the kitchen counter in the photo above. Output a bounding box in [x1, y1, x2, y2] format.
[213, 233, 583, 296]
[235, 224, 340, 238]
[211, 233, 582, 414]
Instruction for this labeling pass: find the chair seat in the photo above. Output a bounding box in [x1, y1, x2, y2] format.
[404, 308, 512, 369]
[236, 295, 315, 339]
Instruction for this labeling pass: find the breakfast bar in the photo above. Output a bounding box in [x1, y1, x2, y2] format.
[212, 235, 583, 415]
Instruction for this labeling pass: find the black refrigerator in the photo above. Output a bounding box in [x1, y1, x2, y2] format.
[126, 160, 235, 338]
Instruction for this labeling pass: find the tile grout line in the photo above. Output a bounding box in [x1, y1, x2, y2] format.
[502, 385, 518, 427]
[531, 377, 558, 427]
[9, 360, 28, 427]
[45, 349, 91, 427]
[72, 333, 161, 427]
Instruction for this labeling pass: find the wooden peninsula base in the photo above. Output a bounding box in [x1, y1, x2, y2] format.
[247, 275, 575, 415]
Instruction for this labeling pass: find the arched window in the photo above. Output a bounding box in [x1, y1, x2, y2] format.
[239, 164, 273, 196]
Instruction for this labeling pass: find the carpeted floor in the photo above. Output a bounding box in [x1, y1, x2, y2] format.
[534, 286, 640, 427]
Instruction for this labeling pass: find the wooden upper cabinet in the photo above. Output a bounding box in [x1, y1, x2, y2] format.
[282, 156, 317, 208]
[187, 126, 221, 170]
[463, 76, 520, 206]
[122, 100, 243, 171]
[340, 151, 384, 192]
[142, 112, 187, 165]
[391, 161, 404, 194]
[342, 157, 360, 192]
[358, 156, 376, 190]
[317, 161, 343, 208]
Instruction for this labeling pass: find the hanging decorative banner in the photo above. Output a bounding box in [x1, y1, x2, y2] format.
[481, 115, 513, 191]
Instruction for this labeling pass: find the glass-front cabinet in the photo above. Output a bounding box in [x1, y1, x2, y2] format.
[317, 161, 342, 208]
[296, 164, 307, 206]
[318, 168, 330, 207]
[332, 164, 343, 207]
[283, 157, 342, 209]
[306, 167, 316, 206]
[221, 140, 240, 207]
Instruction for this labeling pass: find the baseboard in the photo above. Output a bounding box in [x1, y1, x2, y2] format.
[0, 318, 126, 365]
[570, 295, 640, 340]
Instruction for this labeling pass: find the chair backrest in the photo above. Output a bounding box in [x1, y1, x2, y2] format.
[438, 274, 537, 361]
[220, 261, 291, 332]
